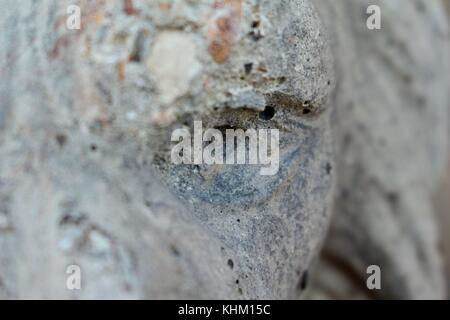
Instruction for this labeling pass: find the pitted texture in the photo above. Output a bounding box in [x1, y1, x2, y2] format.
[0, 0, 449, 300]
[0, 0, 334, 299]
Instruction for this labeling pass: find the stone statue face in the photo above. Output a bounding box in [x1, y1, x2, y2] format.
[2, 0, 449, 300]
[33, 0, 335, 299]
[128, 0, 335, 298]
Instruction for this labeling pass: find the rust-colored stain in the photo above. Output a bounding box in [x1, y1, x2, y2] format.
[123, 0, 138, 15]
[117, 62, 126, 81]
[159, 3, 172, 12]
[94, 14, 103, 25]
[207, 0, 242, 64]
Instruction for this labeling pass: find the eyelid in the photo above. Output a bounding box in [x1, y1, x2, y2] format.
[224, 90, 267, 112]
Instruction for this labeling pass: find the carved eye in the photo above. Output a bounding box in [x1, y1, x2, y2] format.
[152, 99, 327, 212]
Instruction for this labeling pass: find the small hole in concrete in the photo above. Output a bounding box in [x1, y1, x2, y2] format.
[244, 63, 253, 75]
[170, 244, 181, 257]
[251, 20, 260, 28]
[278, 76, 287, 84]
[56, 134, 67, 147]
[259, 106, 275, 120]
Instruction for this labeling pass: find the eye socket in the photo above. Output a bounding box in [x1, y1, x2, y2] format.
[259, 106, 275, 120]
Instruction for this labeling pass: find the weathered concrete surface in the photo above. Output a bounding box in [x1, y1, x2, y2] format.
[311, 0, 450, 299]
[0, 0, 335, 299]
[0, 0, 449, 300]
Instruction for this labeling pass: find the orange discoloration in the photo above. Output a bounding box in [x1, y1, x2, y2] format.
[80, 0, 107, 30]
[117, 62, 126, 81]
[159, 3, 172, 12]
[94, 14, 103, 24]
[207, 0, 242, 64]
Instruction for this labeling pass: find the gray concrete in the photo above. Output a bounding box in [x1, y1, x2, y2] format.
[0, 0, 448, 299]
